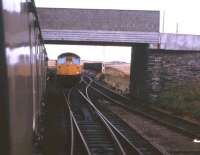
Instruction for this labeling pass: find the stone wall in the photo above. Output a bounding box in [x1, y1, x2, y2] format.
[146, 49, 200, 102]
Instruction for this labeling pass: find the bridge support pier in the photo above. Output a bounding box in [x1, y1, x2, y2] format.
[130, 43, 149, 100]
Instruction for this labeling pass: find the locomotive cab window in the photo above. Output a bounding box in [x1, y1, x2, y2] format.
[72, 57, 80, 64]
[57, 57, 65, 64]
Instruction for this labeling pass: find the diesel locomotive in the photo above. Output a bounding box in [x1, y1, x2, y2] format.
[56, 52, 81, 86]
[0, 0, 47, 155]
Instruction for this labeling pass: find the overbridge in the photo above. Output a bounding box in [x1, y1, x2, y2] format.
[37, 8, 160, 45]
[37, 8, 160, 98]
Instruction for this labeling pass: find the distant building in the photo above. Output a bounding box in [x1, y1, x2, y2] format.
[48, 60, 57, 70]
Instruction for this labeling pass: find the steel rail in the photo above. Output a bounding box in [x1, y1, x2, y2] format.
[63, 89, 74, 155]
[78, 90, 126, 155]
[83, 82, 166, 155]
[82, 88, 145, 155]
[63, 89, 92, 155]
[82, 75, 200, 140]
[65, 87, 126, 155]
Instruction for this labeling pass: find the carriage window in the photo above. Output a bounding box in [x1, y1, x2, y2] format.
[57, 57, 65, 64]
[72, 58, 80, 64]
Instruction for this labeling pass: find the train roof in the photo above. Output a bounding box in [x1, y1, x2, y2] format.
[58, 52, 80, 58]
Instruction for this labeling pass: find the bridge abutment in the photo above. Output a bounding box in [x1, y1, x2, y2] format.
[130, 47, 200, 104]
[130, 43, 149, 100]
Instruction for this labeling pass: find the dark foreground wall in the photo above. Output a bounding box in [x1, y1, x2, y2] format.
[130, 47, 200, 103]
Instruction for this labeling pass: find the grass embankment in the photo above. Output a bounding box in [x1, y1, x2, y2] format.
[157, 80, 200, 120]
[100, 66, 130, 94]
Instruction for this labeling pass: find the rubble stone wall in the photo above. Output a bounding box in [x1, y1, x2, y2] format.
[146, 49, 200, 102]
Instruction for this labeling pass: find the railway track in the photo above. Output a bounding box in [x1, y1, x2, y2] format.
[63, 85, 165, 154]
[83, 82, 167, 155]
[64, 88, 125, 155]
[82, 75, 200, 140]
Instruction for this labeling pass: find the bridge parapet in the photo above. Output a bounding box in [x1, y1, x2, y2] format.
[151, 33, 200, 51]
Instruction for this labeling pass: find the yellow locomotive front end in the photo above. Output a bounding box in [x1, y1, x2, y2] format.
[57, 58, 81, 76]
[56, 53, 81, 87]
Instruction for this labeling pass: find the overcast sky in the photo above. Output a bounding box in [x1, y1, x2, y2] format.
[35, 0, 200, 62]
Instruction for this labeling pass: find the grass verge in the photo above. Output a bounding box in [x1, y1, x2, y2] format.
[157, 80, 200, 120]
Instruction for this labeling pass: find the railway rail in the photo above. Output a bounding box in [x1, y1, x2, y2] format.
[64, 88, 125, 155]
[63, 82, 165, 154]
[82, 75, 200, 140]
[83, 82, 167, 155]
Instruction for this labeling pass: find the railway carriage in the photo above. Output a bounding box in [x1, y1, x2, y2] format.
[0, 0, 47, 154]
[83, 62, 105, 73]
[56, 52, 81, 86]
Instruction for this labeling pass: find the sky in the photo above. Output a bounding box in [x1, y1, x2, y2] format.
[45, 45, 131, 62]
[35, 0, 200, 62]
